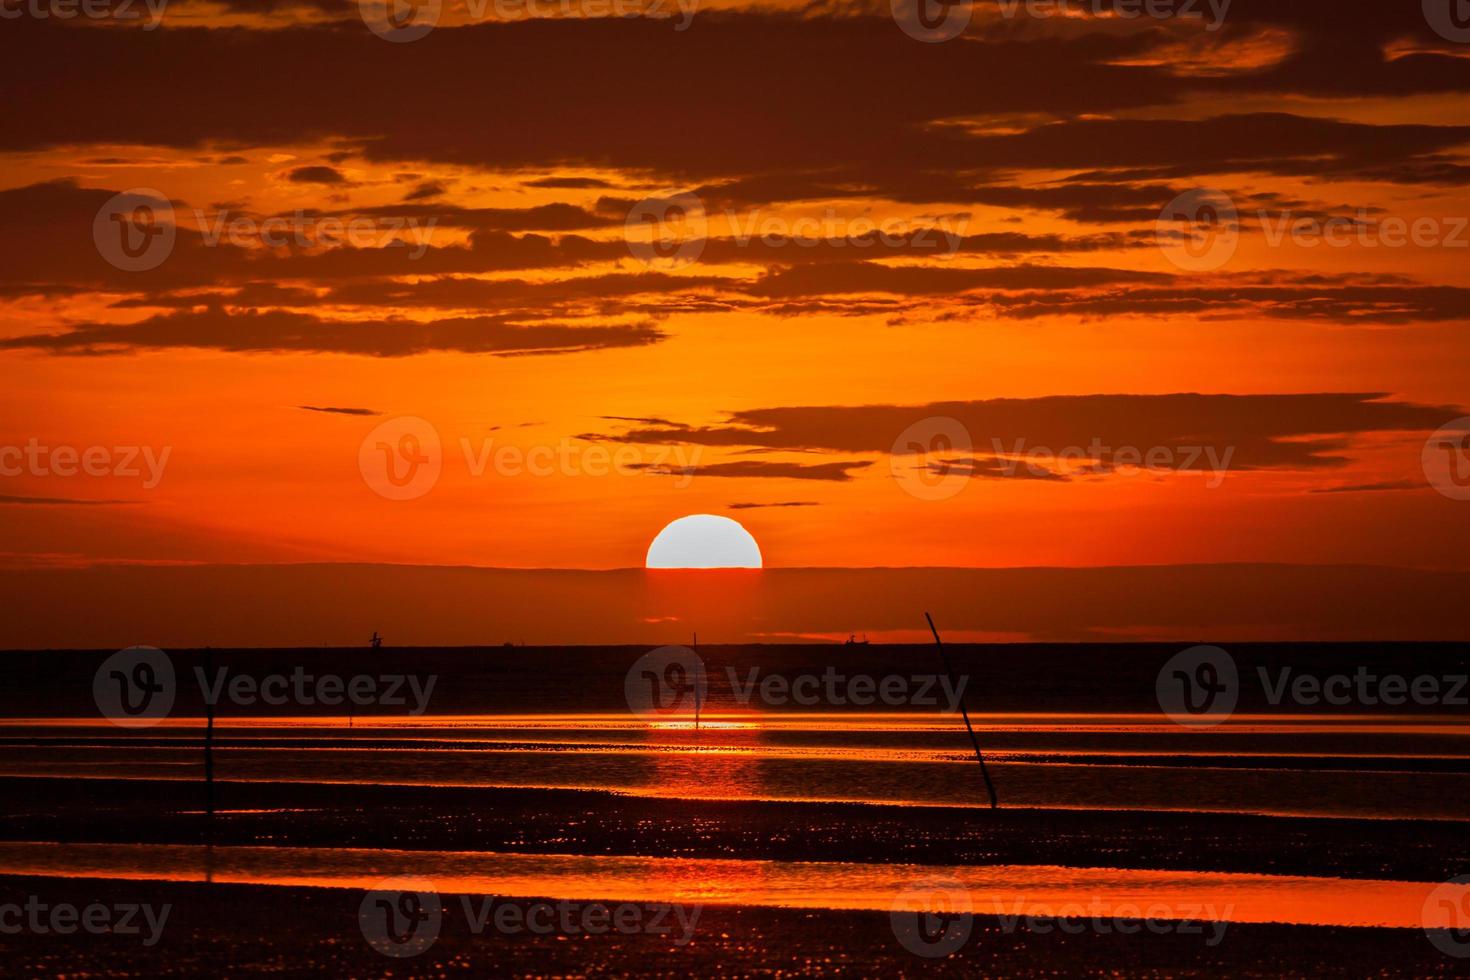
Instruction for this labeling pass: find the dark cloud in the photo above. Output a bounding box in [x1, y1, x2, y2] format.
[0, 494, 141, 505]
[744, 262, 1167, 299]
[727, 501, 821, 509]
[0, 12, 1466, 376]
[4, 16, 1466, 188]
[0, 308, 665, 357]
[631, 460, 873, 481]
[4, 179, 1466, 334]
[402, 180, 448, 201]
[978, 280, 1470, 325]
[528, 177, 615, 189]
[599, 414, 680, 427]
[286, 165, 349, 185]
[0, 181, 621, 294]
[920, 456, 1070, 481]
[592, 393, 1460, 472]
[328, 201, 614, 231]
[1308, 480, 1428, 494]
[297, 405, 382, 416]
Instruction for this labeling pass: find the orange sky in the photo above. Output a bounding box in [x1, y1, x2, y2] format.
[1, 2, 1469, 641]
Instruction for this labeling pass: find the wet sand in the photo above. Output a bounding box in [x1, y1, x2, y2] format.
[5, 840, 1464, 928]
[6, 645, 1468, 973]
[2, 776, 1465, 882]
[0, 875, 1458, 978]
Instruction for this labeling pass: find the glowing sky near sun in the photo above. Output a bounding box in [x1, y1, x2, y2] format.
[0, 1, 1467, 619]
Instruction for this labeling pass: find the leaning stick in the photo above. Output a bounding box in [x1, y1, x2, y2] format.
[925, 612, 998, 809]
[203, 646, 215, 821]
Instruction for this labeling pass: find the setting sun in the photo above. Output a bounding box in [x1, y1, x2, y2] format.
[646, 515, 763, 569]
[2, 4, 1469, 976]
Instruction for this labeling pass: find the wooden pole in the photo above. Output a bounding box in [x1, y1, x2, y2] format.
[203, 647, 215, 821]
[692, 632, 701, 731]
[202, 647, 216, 888]
[925, 613, 998, 809]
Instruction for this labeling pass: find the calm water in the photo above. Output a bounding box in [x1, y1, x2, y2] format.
[0, 841, 1463, 929]
[2, 712, 1468, 820]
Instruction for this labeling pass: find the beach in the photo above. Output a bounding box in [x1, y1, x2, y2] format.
[1, 875, 1458, 977]
[0, 643, 1467, 974]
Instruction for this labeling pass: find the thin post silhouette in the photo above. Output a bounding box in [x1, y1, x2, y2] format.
[203, 646, 215, 821]
[926, 612, 998, 809]
[692, 632, 701, 731]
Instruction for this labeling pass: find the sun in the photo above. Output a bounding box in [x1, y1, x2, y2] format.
[645, 514, 763, 569]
